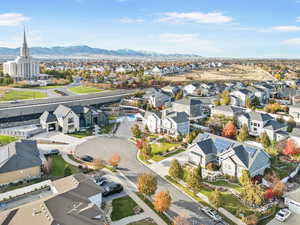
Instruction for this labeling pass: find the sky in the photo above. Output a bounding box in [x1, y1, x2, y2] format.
[1, 0, 300, 58]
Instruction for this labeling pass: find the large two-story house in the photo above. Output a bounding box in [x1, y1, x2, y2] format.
[230, 89, 255, 107]
[237, 111, 287, 141]
[143, 110, 190, 137]
[172, 98, 204, 120]
[145, 89, 171, 108]
[40, 105, 107, 134]
[188, 133, 271, 178]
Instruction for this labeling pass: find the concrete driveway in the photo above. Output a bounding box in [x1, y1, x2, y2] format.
[74, 134, 214, 225]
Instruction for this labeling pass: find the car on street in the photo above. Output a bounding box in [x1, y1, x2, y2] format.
[275, 208, 291, 222]
[44, 149, 60, 156]
[203, 208, 222, 221]
[81, 155, 94, 162]
[94, 176, 108, 186]
[102, 182, 123, 197]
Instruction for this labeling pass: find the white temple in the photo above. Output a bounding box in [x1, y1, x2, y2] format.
[3, 28, 40, 80]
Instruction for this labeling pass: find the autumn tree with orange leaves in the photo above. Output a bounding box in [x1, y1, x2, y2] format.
[109, 153, 121, 168]
[283, 139, 299, 156]
[153, 191, 172, 213]
[222, 121, 236, 139]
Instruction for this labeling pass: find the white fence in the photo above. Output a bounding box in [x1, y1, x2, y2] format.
[0, 180, 56, 201]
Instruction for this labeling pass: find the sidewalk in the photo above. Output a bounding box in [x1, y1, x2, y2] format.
[111, 212, 149, 225]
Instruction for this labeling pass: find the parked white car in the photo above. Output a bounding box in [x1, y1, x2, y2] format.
[275, 208, 291, 222]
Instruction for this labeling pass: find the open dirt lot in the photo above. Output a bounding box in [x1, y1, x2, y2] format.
[163, 64, 275, 82]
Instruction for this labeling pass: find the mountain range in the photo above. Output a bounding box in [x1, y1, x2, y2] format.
[0, 45, 200, 57]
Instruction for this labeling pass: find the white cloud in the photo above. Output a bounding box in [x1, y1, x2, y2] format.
[297, 17, 300, 22]
[158, 12, 233, 24]
[119, 18, 144, 24]
[282, 38, 300, 45]
[0, 13, 31, 27]
[264, 26, 300, 32]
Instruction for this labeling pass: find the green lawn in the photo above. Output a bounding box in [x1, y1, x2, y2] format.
[68, 86, 104, 94]
[151, 142, 180, 154]
[128, 219, 157, 225]
[111, 196, 141, 221]
[34, 85, 64, 89]
[69, 129, 93, 138]
[0, 90, 47, 101]
[207, 180, 243, 192]
[151, 149, 185, 162]
[48, 155, 79, 178]
[0, 135, 17, 145]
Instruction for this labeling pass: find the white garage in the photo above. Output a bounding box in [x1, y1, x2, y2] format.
[284, 188, 300, 215]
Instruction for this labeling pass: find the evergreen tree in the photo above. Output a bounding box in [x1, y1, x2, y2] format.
[245, 98, 252, 108]
[237, 124, 249, 142]
[260, 132, 271, 148]
[169, 159, 183, 180]
[186, 168, 202, 193]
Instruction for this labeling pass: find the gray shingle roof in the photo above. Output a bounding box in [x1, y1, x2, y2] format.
[264, 120, 286, 130]
[168, 111, 189, 123]
[0, 140, 42, 173]
[40, 111, 57, 123]
[174, 98, 202, 106]
[248, 111, 273, 121]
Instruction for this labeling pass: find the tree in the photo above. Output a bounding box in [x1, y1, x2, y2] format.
[222, 121, 236, 139]
[136, 139, 144, 150]
[153, 191, 172, 213]
[89, 159, 105, 170]
[209, 188, 223, 208]
[264, 189, 274, 200]
[220, 90, 231, 105]
[260, 132, 271, 148]
[241, 183, 265, 206]
[245, 98, 252, 109]
[175, 90, 184, 100]
[273, 181, 287, 197]
[287, 118, 296, 132]
[196, 164, 202, 180]
[240, 170, 251, 186]
[243, 214, 258, 225]
[252, 97, 260, 107]
[173, 215, 190, 225]
[276, 116, 284, 123]
[131, 125, 142, 138]
[64, 166, 72, 176]
[169, 159, 183, 180]
[140, 141, 152, 159]
[109, 153, 121, 168]
[283, 139, 299, 156]
[186, 168, 202, 193]
[237, 124, 249, 142]
[137, 173, 157, 197]
[213, 98, 221, 106]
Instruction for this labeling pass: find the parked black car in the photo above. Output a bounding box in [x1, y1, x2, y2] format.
[102, 182, 123, 197]
[44, 149, 60, 156]
[81, 155, 94, 162]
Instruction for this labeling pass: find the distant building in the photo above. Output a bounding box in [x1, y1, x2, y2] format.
[3, 28, 40, 80]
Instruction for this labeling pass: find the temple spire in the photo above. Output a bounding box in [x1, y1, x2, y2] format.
[20, 27, 29, 57]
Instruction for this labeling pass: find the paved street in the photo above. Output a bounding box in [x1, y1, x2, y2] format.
[75, 125, 214, 224]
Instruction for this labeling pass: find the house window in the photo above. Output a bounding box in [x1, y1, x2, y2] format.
[68, 118, 74, 123]
[253, 127, 257, 131]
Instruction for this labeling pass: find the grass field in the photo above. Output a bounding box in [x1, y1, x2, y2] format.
[48, 155, 79, 178]
[69, 129, 93, 138]
[151, 142, 180, 154]
[0, 90, 47, 101]
[111, 196, 141, 221]
[35, 85, 64, 89]
[0, 135, 17, 145]
[68, 86, 104, 94]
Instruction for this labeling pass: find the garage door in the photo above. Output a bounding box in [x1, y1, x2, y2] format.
[288, 200, 300, 215]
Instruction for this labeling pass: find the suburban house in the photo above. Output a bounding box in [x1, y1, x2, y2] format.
[0, 140, 43, 185]
[290, 128, 300, 146]
[172, 98, 205, 119]
[246, 86, 269, 105]
[0, 174, 106, 225]
[146, 89, 171, 108]
[289, 104, 300, 122]
[237, 111, 288, 141]
[40, 105, 107, 134]
[184, 83, 201, 95]
[211, 105, 245, 118]
[143, 110, 190, 136]
[230, 89, 255, 107]
[188, 133, 271, 178]
[161, 85, 180, 97]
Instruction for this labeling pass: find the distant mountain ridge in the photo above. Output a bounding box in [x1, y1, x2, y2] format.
[0, 45, 200, 57]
